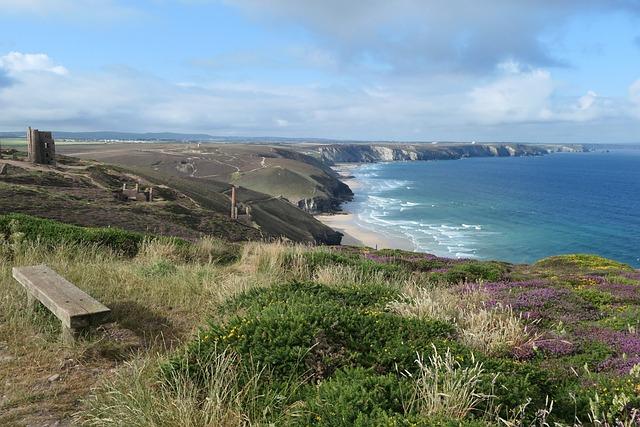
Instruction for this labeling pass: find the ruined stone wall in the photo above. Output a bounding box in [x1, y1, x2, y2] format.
[27, 127, 56, 165]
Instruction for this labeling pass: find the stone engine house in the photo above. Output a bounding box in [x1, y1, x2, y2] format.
[27, 127, 56, 165]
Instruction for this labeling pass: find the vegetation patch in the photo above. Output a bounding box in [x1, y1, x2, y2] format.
[170, 282, 459, 381]
[535, 253, 634, 273]
[0, 213, 147, 256]
[2, 216, 640, 425]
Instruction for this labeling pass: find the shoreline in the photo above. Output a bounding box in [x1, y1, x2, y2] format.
[317, 163, 415, 251]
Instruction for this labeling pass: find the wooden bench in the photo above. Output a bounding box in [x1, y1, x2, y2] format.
[12, 265, 111, 343]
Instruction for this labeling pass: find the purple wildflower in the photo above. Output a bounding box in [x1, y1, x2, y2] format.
[511, 288, 569, 310]
[512, 344, 536, 360]
[511, 335, 575, 360]
[364, 253, 393, 263]
[598, 356, 640, 375]
[598, 282, 640, 302]
[535, 338, 575, 356]
[584, 328, 640, 356]
[621, 271, 640, 281]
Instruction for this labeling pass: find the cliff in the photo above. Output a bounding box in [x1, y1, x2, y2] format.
[316, 143, 588, 164]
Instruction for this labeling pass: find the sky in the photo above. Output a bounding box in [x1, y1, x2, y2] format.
[1, 0, 640, 143]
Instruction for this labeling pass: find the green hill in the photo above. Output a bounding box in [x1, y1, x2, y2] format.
[0, 149, 341, 244]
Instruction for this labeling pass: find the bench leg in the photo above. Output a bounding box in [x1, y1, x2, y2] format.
[26, 293, 36, 310]
[62, 326, 78, 344]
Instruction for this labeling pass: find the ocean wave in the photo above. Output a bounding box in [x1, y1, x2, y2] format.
[462, 224, 482, 230]
[354, 206, 486, 259]
[348, 163, 486, 259]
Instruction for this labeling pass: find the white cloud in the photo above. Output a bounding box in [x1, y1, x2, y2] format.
[467, 62, 554, 123]
[577, 90, 598, 110]
[1, 51, 639, 142]
[0, 52, 68, 76]
[631, 79, 640, 104]
[630, 79, 640, 117]
[223, 0, 640, 74]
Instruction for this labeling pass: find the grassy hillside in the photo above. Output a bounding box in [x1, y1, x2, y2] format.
[56, 143, 353, 214]
[2, 216, 640, 425]
[0, 149, 341, 244]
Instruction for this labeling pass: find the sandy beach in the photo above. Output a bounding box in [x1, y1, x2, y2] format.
[318, 163, 415, 250]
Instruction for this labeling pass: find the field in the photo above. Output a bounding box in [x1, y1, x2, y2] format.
[2, 214, 640, 425]
[0, 138, 26, 148]
[0, 137, 90, 148]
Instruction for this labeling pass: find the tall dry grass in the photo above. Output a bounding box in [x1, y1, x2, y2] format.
[239, 240, 311, 281]
[388, 285, 531, 355]
[313, 263, 391, 288]
[80, 346, 305, 427]
[0, 235, 249, 423]
[405, 345, 486, 420]
[81, 348, 244, 427]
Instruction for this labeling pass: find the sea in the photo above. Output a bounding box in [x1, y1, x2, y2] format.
[346, 149, 640, 267]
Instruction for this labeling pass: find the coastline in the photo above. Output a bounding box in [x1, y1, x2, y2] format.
[317, 163, 415, 251]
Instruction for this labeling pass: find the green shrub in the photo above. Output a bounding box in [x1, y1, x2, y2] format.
[576, 288, 613, 307]
[553, 340, 613, 372]
[167, 282, 460, 383]
[429, 261, 508, 284]
[301, 367, 407, 426]
[477, 359, 554, 420]
[535, 254, 633, 272]
[564, 375, 640, 425]
[303, 250, 403, 276]
[0, 213, 188, 257]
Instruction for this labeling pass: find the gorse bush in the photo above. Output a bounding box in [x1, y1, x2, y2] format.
[302, 367, 408, 426]
[1, 213, 148, 256]
[429, 261, 509, 284]
[169, 282, 459, 381]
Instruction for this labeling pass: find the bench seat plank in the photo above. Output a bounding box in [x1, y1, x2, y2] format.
[12, 265, 110, 329]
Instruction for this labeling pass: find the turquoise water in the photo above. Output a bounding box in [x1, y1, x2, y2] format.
[348, 150, 640, 267]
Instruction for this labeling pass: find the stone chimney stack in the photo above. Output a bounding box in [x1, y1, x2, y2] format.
[230, 186, 238, 219]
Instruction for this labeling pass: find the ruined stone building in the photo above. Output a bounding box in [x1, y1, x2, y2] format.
[229, 186, 252, 225]
[116, 183, 154, 202]
[27, 127, 56, 165]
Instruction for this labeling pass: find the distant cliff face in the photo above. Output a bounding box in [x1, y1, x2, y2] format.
[317, 143, 587, 164]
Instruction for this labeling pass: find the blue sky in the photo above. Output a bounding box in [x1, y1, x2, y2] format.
[1, 0, 640, 142]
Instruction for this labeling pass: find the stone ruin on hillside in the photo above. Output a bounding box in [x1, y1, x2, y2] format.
[114, 183, 154, 202]
[229, 186, 252, 224]
[27, 127, 56, 165]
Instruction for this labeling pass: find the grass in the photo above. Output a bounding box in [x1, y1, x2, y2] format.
[1, 213, 149, 256]
[2, 217, 640, 425]
[535, 253, 635, 273]
[0, 138, 26, 147]
[408, 346, 486, 420]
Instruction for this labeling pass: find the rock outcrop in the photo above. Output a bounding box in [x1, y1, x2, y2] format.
[317, 143, 588, 164]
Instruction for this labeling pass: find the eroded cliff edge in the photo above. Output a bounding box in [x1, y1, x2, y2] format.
[314, 143, 588, 164]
